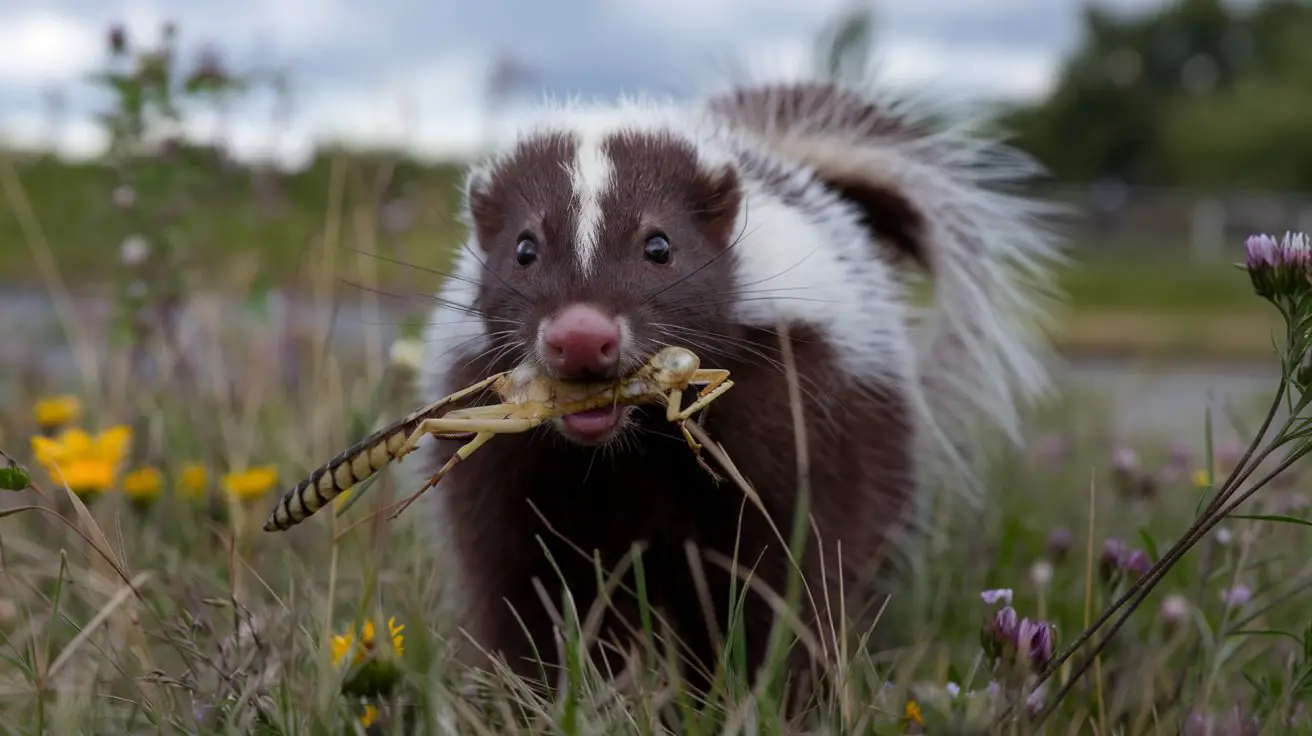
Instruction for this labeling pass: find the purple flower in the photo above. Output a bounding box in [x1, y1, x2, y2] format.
[981, 606, 1018, 661]
[1245, 233, 1279, 269]
[1244, 231, 1312, 300]
[1046, 527, 1074, 560]
[1220, 584, 1252, 609]
[1099, 538, 1128, 581]
[1159, 593, 1190, 626]
[1167, 441, 1194, 468]
[1217, 440, 1245, 471]
[1024, 685, 1046, 718]
[1122, 549, 1151, 578]
[1016, 618, 1055, 670]
[1034, 434, 1065, 464]
[1111, 446, 1139, 474]
[980, 588, 1013, 605]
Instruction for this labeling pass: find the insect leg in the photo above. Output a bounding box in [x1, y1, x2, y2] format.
[386, 414, 544, 520]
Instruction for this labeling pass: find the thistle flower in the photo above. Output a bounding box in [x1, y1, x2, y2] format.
[1024, 685, 1046, 718]
[1046, 527, 1073, 561]
[1015, 618, 1055, 670]
[980, 588, 1013, 605]
[1244, 232, 1311, 300]
[1167, 441, 1193, 470]
[1216, 441, 1245, 472]
[1160, 592, 1190, 628]
[1122, 549, 1151, 579]
[32, 395, 82, 433]
[1219, 584, 1252, 609]
[1099, 537, 1128, 581]
[981, 606, 1019, 661]
[1111, 446, 1139, 475]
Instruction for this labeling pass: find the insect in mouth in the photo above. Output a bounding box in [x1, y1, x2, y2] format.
[262, 346, 734, 532]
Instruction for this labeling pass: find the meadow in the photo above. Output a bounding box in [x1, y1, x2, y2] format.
[2, 45, 1312, 733]
[3, 146, 1312, 735]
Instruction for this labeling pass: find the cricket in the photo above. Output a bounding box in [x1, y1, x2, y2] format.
[262, 345, 734, 532]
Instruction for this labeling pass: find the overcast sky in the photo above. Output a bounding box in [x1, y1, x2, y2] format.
[0, 0, 1167, 167]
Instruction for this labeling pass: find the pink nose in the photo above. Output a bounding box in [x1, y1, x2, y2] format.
[542, 304, 621, 377]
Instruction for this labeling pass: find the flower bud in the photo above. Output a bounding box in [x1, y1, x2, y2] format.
[1046, 526, 1073, 561]
[1099, 538, 1127, 582]
[980, 606, 1018, 662]
[1122, 549, 1151, 579]
[1159, 593, 1189, 630]
[1016, 618, 1055, 671]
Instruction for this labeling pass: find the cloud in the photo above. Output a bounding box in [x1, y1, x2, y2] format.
[0, 0, 1165, 166]
[0, 12, 102, 88]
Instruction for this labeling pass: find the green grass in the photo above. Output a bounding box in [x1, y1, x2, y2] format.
[1, 305, 1309, 733]
[2, 197, 1311, 732]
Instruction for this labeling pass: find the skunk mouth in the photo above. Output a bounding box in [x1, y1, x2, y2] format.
[554, 404, 634, 445]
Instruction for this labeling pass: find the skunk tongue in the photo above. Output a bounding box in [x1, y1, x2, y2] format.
[560, 407, 619, 437]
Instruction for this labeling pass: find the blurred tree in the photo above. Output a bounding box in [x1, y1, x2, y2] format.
[1003, 0, 1312, 189]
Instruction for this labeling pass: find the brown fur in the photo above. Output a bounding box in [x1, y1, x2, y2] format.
[425, 99, 922, 702]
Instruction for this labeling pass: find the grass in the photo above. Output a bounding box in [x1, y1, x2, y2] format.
[2, 322, 1310, 733]
[3, 150, 1312, 733]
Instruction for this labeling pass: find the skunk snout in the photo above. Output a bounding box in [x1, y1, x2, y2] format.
[537, 303, 627, 380]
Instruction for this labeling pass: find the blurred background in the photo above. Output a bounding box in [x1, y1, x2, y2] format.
[2, 0, 1310, 435]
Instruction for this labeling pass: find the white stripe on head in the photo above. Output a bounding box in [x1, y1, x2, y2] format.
[569, 128, 613, 276]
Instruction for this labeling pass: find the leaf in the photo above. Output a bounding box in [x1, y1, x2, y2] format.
[1136, 527, 1160, 563]
[0, 449, 31, 491]
[1229, 513, 1312, 528]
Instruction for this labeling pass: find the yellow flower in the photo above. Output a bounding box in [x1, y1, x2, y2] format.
[360, 703, 379, 728]
[122, 466, 163, 505]
[221, 465, 279, 503]
[331, 616, 406, 668]
[33, 395, 82, 430]
[1192, 468, 1210, 489]
[904, 700, 924, 726]
[179, 463, 208, 498]
[29, 425, 132, 498]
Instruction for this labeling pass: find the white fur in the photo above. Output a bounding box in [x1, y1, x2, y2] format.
[568, 128, 612, 275]
[693, 67, 1067, 502]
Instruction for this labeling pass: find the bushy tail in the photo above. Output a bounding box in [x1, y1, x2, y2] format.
[703, 72, 1068, 492]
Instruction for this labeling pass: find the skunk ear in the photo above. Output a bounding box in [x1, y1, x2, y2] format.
[465, 170, 506, 251]
[687, 164, 743, 248]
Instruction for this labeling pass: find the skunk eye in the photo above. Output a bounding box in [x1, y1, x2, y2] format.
[643, 234, 671, 265]
[515, 235, 538, 267]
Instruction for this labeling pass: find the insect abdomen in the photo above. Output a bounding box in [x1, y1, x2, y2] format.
[262, 423, 416, 532]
